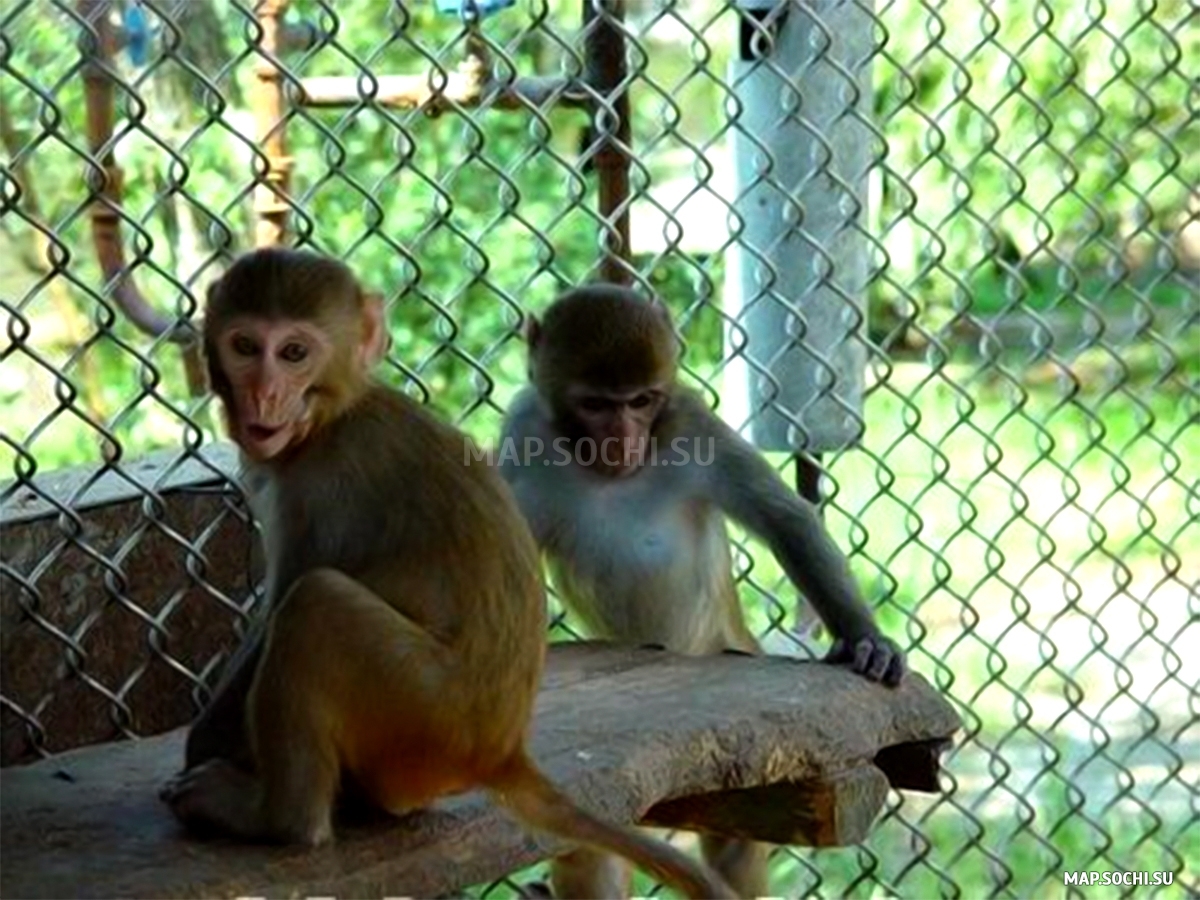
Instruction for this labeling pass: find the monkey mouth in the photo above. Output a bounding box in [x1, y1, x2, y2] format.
[595, 444, 648, 477]
[238, 422, 296, 461]
[242, 422, 297, 455]
[246, 424, 283, 443]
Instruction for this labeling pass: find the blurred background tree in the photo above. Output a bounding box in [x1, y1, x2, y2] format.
[3, 0, 1193, 471]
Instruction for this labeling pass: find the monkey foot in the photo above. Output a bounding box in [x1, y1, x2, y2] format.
[160, 759, 271, 841]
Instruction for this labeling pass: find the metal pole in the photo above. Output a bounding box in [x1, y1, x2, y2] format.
[252, 0, 291, 248]
[723, 0, 875, 455]
[77, 0, 206, 397]
[723, 0, 877, 641]
[582, 0, 632, 285]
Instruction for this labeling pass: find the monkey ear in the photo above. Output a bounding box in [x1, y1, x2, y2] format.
[198, 277, 225, 396]
[523, 314, 542, 349]
[650, 300, 683, 359]
[360, 292, 391, 368]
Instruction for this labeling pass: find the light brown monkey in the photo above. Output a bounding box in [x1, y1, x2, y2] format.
[498, 284, 905, 899]
[160, 249, 736, 900]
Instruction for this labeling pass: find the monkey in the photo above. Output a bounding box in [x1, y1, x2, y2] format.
[159, 249, 737, 900]
[497, 284, 906, 899]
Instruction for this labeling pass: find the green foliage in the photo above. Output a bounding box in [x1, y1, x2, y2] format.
[3, 0, 1194, 470]
[871, 0, 1198, 330]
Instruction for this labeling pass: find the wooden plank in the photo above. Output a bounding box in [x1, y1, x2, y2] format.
[643, 765, 891, 847]
[0, 642, 961, 900]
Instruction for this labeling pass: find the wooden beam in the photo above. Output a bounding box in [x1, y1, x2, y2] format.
[0, 643, 960, 899]
[643, 765, 891, 847]
[252, 0, 292, 247]
[582, 0, 633, 284]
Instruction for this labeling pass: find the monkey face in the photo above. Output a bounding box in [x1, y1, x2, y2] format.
[212, 316, 333, 461]
[567, 385, 668, 478]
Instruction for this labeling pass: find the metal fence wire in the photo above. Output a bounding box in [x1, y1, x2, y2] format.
[1, 0, 1197, 897]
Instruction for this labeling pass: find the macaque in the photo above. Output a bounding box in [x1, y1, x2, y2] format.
[160, 249, 736, 900]
[498, 284, 905, 899]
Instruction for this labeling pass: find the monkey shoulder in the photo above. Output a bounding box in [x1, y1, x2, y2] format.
[502, 385, 542, 424]
[651, 391, 727, 474]
[496, 388, 549, 462]
[660, 389, 775, 487]
[280, 385, 517, 550]
[332, 386, 459, 467]
[361, 386, 514, 500]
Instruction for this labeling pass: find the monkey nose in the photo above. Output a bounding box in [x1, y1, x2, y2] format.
[606, 415, 630, 438]
[612, 422, 641, 444]
[251, 387, 285, 421]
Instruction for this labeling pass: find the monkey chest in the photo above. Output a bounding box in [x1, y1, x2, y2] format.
[549, 492, 731, 650]
[554, 484, 724, 590]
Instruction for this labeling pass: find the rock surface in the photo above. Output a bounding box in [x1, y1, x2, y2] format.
[0, 641, 961, 899]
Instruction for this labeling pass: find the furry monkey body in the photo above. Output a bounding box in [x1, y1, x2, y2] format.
[508, 392, 757, 657]
[161, 250, 735, 900]
[500, 285, 904, 898]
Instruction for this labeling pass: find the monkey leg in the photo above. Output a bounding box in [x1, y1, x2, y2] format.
[549, 836, 768, 899]
[169, 568, 453, 846]
[550, 847, 633, 900]
[251, 567, 459, 843]
[164, 577, 341, 844]
[700, 835, 772, 898]
[184, 615, 267, 771]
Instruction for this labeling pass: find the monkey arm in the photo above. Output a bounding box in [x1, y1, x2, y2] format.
[706, 436, 877, 639]
[496, 388, 542, 483]
[496, 389, 561, 547]
[183, 616, 266, 771]
[698, 407, 904, 684]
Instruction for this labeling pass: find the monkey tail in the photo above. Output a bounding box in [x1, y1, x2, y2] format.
[488, 754, 738, 900]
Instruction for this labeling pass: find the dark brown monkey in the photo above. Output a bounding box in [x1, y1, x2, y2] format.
[160, 249, 736, 900]
[498, 284, 905, 898]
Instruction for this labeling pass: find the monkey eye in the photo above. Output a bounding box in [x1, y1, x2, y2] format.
[230, 335, 259, 357]
[579, 397, 609, 412]
[279, 342, 309, 363]
[629, 394, 654, 409]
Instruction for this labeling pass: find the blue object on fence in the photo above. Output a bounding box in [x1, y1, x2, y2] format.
[122, 2, 150, 66]
[434, 0, 516, 18]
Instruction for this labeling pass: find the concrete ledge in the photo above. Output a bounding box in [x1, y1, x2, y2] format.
[1, 445, 259, 765]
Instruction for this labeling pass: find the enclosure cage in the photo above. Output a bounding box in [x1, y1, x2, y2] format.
[1, 0, 1197, 897]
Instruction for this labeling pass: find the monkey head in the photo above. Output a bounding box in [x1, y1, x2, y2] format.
[203, 248, 388, 462]
[527, 285, 679, 477]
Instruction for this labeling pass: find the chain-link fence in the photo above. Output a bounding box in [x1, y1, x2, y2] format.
[2, 0, 1197, 896]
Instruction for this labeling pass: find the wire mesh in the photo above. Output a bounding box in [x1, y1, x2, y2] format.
[1, 0, 1197, 897]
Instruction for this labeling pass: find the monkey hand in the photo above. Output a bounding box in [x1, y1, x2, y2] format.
[159, 759, 263, 838]
[825, 631, 905, 687]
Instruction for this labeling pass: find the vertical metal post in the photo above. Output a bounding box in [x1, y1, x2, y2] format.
[723, 0, 876, 641]
[253, 0, 291, 248]
[722, 0, 875, 455]
[582, 0, 632, 285]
